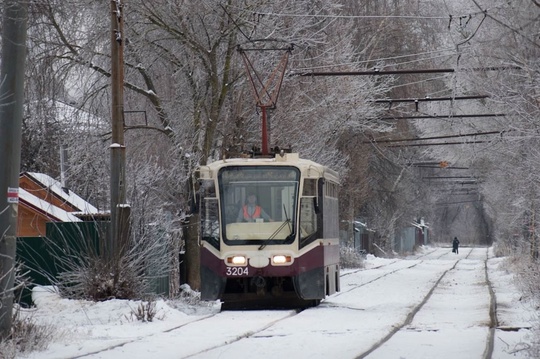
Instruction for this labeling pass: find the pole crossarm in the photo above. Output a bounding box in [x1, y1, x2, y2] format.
[373, 95, 489, 103]
[386, 140, 493, 147]
[291, 66, 521, 77]
[380, 113, 505, 120]
[423, 176, 478, 179]
[367, 130, 504, 144]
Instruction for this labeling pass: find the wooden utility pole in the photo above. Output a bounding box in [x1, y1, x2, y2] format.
[110, 0, 130, 266]
[0, 0, 27, 339]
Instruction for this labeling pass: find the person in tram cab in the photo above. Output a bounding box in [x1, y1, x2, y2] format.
[452, 236, 460, 254]
[237, 193, 273, 222]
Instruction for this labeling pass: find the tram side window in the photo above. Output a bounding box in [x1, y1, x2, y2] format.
[300, 178, 318, 241]
[200, 180, 219, 248]
[300, 197, 317, 239]
[202, 199, 219, 236]
[303, 179, 317, 196]
[323, 181, 339, 238]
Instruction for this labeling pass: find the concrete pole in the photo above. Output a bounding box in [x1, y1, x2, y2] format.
[0, 0, 27, 339]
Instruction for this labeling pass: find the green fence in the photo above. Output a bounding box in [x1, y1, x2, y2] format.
[16, 221, 108, 304]
[17, 220, 171, 304]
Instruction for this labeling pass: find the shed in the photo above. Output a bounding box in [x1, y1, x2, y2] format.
[18, 172, 99, 237]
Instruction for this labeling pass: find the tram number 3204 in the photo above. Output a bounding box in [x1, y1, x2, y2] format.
[226, 267, 249, 276]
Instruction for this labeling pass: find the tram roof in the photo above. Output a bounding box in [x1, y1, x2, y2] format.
[199, 153, 339, 182]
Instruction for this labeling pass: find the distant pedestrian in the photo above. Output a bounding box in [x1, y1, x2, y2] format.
[452, 237, 460, 254]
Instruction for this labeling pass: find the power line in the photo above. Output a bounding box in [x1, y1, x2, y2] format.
[234, 9, 498, 20]
[380, 114, 505, 120]
[427, 180, 480, 184]
[293, 48, 457, 72]
[435, 200, 480, 205]
[239, 11, 448, 20]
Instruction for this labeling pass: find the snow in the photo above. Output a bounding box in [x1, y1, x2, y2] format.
[16, 246, 535, 358]
[19, 188, 82, 223]
[26, 172, 99, 214]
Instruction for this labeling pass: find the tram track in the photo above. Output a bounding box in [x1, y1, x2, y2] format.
[354, 247, 494, 359]
[354, 256, 462, 358]
[72, 247, 499, 359]
[337, 246, 458, 299]
[180, 310, 300, 358]
[72, 313, 220, 358]
[178, 248, 473, 358]
[75, 309, 302, 359]
[483, 246, 498, 359]
[74, 252, 440, 358]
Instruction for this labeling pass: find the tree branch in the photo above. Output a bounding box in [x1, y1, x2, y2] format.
[471, 0, 540, 48]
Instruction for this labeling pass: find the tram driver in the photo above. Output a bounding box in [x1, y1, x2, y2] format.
[236, 193, 273, 222]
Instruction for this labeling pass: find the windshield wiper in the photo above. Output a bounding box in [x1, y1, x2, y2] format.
[259, 204, 293, 250]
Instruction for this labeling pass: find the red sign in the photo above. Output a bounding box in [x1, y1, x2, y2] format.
[7, 187, 19, 203]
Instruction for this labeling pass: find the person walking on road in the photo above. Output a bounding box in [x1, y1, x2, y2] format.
[452, 237, 460, 254]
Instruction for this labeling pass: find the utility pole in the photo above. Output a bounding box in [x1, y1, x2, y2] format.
[0, 0, 27, 339]
[110, 0, 130, 268]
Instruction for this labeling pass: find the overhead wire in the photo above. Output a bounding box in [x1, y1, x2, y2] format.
[225, 1, 512, 74]
[226, 7, 491, 21]
[227, 2, 511, 21]
[233, 1, 519, 75]
[292, 48, 460, 72]
[224, 3, 484, 76]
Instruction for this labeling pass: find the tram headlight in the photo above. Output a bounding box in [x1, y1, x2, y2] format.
[227, 256, 247, 266]
[272, 255, 292, 265]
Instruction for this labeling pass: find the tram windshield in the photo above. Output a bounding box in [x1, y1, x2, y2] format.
[218, 166, 300, 244]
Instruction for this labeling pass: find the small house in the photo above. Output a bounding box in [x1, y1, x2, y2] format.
[18, 172, 99, 237]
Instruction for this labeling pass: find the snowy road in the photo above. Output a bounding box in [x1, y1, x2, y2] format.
[25, 246, 533, 359]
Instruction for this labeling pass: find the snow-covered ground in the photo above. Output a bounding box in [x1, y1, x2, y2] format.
[15, 246, 535, 358]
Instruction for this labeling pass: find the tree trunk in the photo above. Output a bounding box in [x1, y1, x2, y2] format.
[185, 212, 200, 291]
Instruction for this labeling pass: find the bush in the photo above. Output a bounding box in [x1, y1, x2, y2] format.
[57, 256, 143, 301]
[340, 246, 365, 269]
[167, 284, 221, 315]
[131, 301, 157, 322]
[35, 220, 173, 301]
[0, 309, 55, 358]
[500, 253, 540, 357]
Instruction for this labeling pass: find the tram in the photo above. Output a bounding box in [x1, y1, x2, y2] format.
[197, 151, 340, 308]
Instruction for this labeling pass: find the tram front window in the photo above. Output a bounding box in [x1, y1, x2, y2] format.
[218, 166, 300, 244]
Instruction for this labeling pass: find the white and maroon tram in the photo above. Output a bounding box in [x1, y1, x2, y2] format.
[197, 152, 340, 308]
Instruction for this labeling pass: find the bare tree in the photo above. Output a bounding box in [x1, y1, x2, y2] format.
[23, 0, 395, 290]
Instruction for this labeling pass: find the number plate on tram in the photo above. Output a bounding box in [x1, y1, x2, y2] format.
[226, 267, 249, 276]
